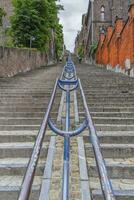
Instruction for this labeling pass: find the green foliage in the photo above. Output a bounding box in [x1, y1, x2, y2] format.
[55, 23, 64, 60]
[77, 44, 84, 58]
[10, 0, 64, 56]
[90, 42, 98, 56]
[0, 7, 6, 26]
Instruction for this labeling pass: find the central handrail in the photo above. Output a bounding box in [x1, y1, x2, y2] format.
[18, 57, 116, 200]
[78, 78, 115, 200]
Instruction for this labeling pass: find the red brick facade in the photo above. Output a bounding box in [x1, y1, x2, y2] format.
[96, 5, 134, 69]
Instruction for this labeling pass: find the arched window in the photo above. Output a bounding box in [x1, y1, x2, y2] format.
[101, 5, 105, 21]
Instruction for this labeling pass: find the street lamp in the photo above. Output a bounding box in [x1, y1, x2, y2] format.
[29, 36, 35, 58]
[30, 36, 35, 50]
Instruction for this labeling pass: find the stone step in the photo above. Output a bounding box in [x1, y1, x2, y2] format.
[0, 107, 59, 112]
[87, 103, 134, 107]
[0, 105, 59, 109]
[0, 142, 49, 158]
[90, 178, 134, 199]
[1, 124, 134, 131]
[1, 95, 133, 100]
[92, 190, 134, 200]
[0, 112, 45, 117]
[0, 117, 58, 125]
[0, 102, 60, 106]
[92, 117, 134, 125]
[83, 131, 134, 144]
[79, 107, 134, 112]
[0, 158, 45, 176]
[85, 96, 134, 100]
[85, 143, 134, 158]
[0, 125, 40, 131]
[0, 118, 58, 130]
[2, 131, 134, 144]
[95, 124, 134, 131]
[0, 176, 41, 200]
[87, 100, 134, 104]
[87, 158, 134, 179]
[1, 117, 134, 125]
[91, 112, 134, 117]
[0, 131, 52, 143]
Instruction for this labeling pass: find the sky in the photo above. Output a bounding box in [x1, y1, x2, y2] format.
[58, 0, 89, 52]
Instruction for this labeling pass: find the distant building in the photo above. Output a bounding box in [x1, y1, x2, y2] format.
[75, 0, 134, 62]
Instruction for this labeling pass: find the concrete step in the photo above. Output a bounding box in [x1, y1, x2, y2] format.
[0, 142, 49, 158]
[95, 124, 134, 131]
[92, 189, 134, 200]
[87, 103, 134, 107]
[0, 117, 58, 125]
[87, 158, 134, 179]
[1, 117, 134, 125]
[0, 125, 40, 131]
[0, 123, 134, 131]
[79, 106, 134, 112]
[0, 112, 45, 117]
[0, 131, 52, 143]
[0, 158, 45, 176]
[0, 176, 41, 200]
[0, 107, 59, 112]
[91, 112, 134, 117]
[83, 131, 134, 144]
[85, 143, 134, 158]
[90, 178, 134, 199]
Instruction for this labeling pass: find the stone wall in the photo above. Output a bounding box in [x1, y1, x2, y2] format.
[0, 47, 56, 77]
[95, 4, 134, 77]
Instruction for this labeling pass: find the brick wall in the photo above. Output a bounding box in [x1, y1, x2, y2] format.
[101, 26, 113, 65]
[95, 4, 134, 75]
[0, 47, 56, 77]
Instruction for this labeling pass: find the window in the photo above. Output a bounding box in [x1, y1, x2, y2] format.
[101, 5, 105, 21]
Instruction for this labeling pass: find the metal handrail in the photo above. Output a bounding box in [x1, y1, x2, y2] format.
[18, 79, 58, 200]
[79, 78, 115, 200]
[18, 58, 116, 200]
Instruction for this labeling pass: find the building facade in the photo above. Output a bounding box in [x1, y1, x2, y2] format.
[75, 0, 134, 62]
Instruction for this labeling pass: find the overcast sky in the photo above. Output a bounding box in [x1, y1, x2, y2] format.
[58, 0, 89, 52]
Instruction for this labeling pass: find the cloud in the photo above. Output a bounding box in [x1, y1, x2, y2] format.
[58, 0, 89, 52]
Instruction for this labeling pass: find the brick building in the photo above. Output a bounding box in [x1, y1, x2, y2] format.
[95, 4, 134, 76]
[75, 0, 134, 62]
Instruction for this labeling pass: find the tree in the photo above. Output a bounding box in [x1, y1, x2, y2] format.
[10, 0, 64, 56]
[10, 0, 50, 50]
[55, 23, 64, 60]
[77, 43, 84, 58]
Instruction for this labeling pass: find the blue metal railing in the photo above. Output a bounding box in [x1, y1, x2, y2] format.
[18, 57, 116, 200]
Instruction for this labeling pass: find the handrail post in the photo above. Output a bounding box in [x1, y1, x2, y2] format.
[62, 87, 70, 200]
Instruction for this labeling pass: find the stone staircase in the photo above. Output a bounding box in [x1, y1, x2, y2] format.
[77, 63, 134, 200]
[0, 65, 61, 200]
[0, 62, 133, 200]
